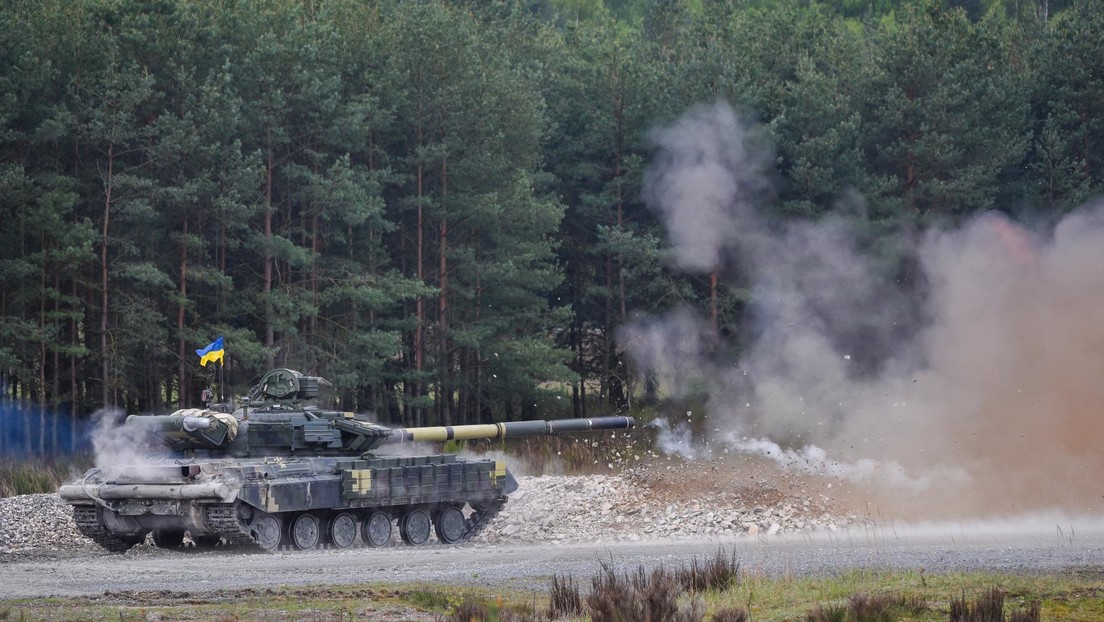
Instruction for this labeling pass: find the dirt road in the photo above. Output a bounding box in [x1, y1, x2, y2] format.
[4, 518, 1103, 599]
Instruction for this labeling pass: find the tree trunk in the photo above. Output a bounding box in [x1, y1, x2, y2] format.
[51, 274, 60, 455]
[603, 253, 612, 408]
[572, 309, 585, 418]
[70, 280, 79, 452]
[39, 249, 47, 454]
[310, 164, 320, 343]
[38, 339, 46, 454]
[101, 142, 114, 408]
[23, 384, 31, 454]
[615, 93, 630, 412]
[177, 215, 188, 408]
[438, 156, 450, 426]
[475, 274, 483, 423]
[413, 79, 428, 428]
[415, 159, 425, 427]
[264, 146, 275, 368]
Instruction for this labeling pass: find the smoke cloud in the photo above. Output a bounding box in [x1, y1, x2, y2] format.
[88, 408, 163, 480]
[622, 100, 1104, 518]
[641, 102, 772, 272]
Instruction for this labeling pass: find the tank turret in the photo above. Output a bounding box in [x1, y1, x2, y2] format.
[60, 368, 634, 553]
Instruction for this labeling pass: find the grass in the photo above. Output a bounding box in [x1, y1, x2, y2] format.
[0, 456, 88, 497]
[722, 569, 1100, 622]
[0, 584, 539, 622]
[0, 565, 1101, 621]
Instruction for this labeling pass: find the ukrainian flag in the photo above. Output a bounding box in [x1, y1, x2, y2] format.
[196, 336, 225, 367]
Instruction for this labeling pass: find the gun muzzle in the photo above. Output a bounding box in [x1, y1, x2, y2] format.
[182, 416, 214, 432]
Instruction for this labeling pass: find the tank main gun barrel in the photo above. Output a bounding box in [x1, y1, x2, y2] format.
[385, 415, 635, 445]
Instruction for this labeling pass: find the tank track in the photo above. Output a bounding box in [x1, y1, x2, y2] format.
[72, 506, 143, 553]
[204, 504, 263, 551]
[460, 496, 507, 542]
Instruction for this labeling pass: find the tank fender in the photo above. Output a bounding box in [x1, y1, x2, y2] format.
[503, 468, 519, 495]
[235, 478, 337, 514]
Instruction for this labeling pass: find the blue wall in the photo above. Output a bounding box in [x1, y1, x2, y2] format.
[0, 398, 91, 456]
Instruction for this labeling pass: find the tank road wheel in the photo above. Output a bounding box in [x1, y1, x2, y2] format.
[251, 514, 283, 551]
[291, 513, 321, 550]
[434, 507, 466, 544]
[327, 512, 358, 549]
[362, 511, 392, 547]
[152, 530, 185, 549]
[400, 509, 432, 545]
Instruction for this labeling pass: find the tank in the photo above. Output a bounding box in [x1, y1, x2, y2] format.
[59, 368, 634, 552]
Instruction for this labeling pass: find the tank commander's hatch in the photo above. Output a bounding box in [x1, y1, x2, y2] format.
[258, 368, 321, 400]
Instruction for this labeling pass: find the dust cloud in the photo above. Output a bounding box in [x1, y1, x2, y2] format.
[621, 100, 1104, 519]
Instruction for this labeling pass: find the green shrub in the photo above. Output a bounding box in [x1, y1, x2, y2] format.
[0, 457, 85, 497]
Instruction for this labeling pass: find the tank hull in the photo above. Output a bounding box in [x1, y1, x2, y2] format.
[61, 453, 515, 551]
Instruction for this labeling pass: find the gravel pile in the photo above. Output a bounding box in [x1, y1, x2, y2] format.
[475, 472, 855, 544]
[1, 460, 858, 555]
[0, 494, 88, 553]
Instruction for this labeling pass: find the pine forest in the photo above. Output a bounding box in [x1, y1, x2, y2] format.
[1, 0, 1102, 455]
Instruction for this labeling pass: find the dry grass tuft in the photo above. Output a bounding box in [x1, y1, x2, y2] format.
[587, 559, 703, 622]
[675, 547, 740, 593]
[845, 593, 897, 622]
[805, 603, 847, 622]
[950, 587, 1039, 622]
[806, 592, 928, 622]
[548, 573, 582, 619]
[1008, 602, 1042, 622]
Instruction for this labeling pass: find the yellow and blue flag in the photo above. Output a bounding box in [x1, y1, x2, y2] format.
[196, 336, 225, 367]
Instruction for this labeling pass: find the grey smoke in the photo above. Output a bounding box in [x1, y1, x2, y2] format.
[651, 416, 701, 460]
[624, 100, 1104, 516]
[642, 101, 772, 272]
[88, 408, 162, 480]
[616, 307, 717, 400]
